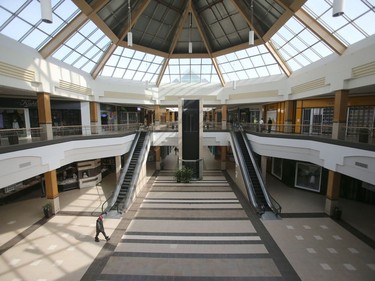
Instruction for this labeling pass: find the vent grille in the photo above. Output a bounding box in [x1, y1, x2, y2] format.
[291, 77, 326, 94]
[0, 61, 35, 82]
[352, 61, 375, 78]
[59, 80, 92, 95]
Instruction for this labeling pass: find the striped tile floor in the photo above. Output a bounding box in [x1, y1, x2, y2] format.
[87, 170, 299, 281]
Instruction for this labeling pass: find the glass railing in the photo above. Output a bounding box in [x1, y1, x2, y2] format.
[1, 121, 373, 147]
[0, 123, 141, 147]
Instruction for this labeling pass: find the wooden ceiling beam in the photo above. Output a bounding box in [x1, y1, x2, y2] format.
[295, 9, 346, 55]
[191, 1, 225, 86]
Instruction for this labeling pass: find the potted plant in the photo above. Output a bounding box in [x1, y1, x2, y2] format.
[43, 203, 53, 218]
[174, 169, 182, 183]
[181, 167, 193, 183]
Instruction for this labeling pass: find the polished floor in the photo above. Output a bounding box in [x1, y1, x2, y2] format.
[0, 150, 374, 280]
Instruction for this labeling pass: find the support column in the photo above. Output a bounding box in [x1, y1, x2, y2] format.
[37, 92, 53, 140]
[221, 105, 227, 130]
[154, 105, 160, 129]
[325, 170, 341, 216]
[332, 90, 348, 140]
[81, 101, 91, 136]
[155, 146, 161, 170]
[90, 102, 99, 134]
[220, 146, 227, 170]
[44, 170, 60, 214]
[284, 100, 294, 133]
[115, 155, 121, 182]
[261, 155, 267, 184]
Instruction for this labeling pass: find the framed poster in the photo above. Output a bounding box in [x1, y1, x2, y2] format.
[295, 162, 321, 192]
[272, 157, 282, 180]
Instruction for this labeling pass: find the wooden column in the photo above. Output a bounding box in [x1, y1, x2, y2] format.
[332, 90, 349, 140]
[154, 105, 160, 129]
[90, 102, 99, 134]
[284, 100, 294, 133]
[37, 92, 53, 140]
[44, 170, 60, 214]
[325, 170, 341, 216]
[221, 105, 227, 130]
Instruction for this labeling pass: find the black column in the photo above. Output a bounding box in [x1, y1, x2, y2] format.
[182, 100, 199, 178]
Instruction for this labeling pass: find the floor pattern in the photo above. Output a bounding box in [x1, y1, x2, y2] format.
[83, 170, 300, 280]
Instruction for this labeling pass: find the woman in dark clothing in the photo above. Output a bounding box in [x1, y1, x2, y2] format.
[267, 118, 272, 133]
[95, 214, 110, 242]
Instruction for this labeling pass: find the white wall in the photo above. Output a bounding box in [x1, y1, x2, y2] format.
[0, 134, 135, 188]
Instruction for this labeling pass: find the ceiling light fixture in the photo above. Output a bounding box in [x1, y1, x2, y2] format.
[127, 0, 133, 47]
[332, 0, 345, 17]
[188, 12, 193, 53]
[249, 0, 254, 45]
[40, 0, 53, 23]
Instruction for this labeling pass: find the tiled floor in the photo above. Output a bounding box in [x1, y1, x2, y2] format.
[0, 148, 374, 280]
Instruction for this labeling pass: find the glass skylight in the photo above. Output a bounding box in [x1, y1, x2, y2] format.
[161, 58, 221, 84]
[270, 16, 334, 72]
[217, 45, 284, 81]
[303, 0, 375, 46]
[100, 47, 164, 83]
[0, 0, 374, 84]
[52, 20, 111, 73]
[0, 0, 80, 50]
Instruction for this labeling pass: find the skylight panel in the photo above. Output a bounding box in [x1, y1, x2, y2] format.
[303, 0, 375, 46]
[0, 0, 80, 50]
[271, 15, 334, 72]
[217, 45, 283, 81]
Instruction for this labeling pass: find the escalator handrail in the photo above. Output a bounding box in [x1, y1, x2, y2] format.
[239, 127, 282, 215]
[230, 131, 261, 212]
[123, 131, 151, 210]
[103, 131, 141, 213]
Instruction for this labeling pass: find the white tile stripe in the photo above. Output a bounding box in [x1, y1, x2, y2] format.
[122, 234, 261, 241]
[140, 203, 242, 209]
[115, 243, 269, 255]
[143, 199, 239, 203]
[146, 192, 237, 199]
[128, 220, 256, 233]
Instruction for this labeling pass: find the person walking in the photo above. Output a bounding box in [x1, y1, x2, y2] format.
[95, 214, 110, 242]
[259, 118, 264, 132]
[267, 118, 272, 133]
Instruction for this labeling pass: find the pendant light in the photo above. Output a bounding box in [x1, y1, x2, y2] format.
[249, 0, 254, 45]
[332, 0, 345, 17]
[128, 0, 133, 46]
[40, 0, 52, 23]
[188, 12, 193, 53]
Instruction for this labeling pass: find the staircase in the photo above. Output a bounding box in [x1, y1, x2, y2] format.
[112, 131, 147, 209]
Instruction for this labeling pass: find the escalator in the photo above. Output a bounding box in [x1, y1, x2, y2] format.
[103, 131, 150, 214]
[231, 130, 281, 217]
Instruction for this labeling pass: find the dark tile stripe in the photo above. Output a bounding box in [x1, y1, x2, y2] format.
[0, 217, 50, 255]
[98, 274, 284, 281]
[129, 217, 249, 221]
[112, 252, 271, 259]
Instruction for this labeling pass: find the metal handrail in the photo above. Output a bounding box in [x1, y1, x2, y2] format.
[230, 130, 261, 213]
[123, 131, 151, 210]
[103, 131, 141, 213]
[239, 127, 281, 215]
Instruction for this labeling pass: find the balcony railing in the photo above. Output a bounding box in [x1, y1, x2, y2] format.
[0, 122, 373, 147]
[0, 123, 141, 147]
